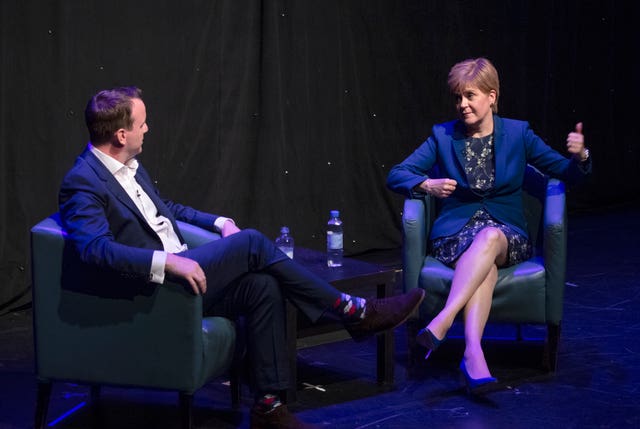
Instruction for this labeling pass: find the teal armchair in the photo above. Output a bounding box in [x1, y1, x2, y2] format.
[402, 165, 567, 372]
[31, 215, 239, 429]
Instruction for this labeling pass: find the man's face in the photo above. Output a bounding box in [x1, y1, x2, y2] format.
[123, 98, 148, 159]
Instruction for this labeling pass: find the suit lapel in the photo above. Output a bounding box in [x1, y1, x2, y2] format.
[492, 115, 507, 188]
[81, 149, 147, 222]
[81, 148, 185, 245]
[134, 170, 171, 219]
[449, 117, 507, 190]
[451, 121, 469, 185]
[134, 165, 186, 244]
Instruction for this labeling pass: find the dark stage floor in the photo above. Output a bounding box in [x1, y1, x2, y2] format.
[1, 206, 639, 429]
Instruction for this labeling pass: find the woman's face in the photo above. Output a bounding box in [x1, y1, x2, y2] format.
[454, 85, 496, 132]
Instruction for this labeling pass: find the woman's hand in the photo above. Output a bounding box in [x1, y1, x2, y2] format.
[567, 122, 588, 161]
[419, 178, 457, 198]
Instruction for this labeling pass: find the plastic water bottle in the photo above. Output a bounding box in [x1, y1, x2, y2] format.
[326, 210, 343, 267]
[275, 226, 294, 259]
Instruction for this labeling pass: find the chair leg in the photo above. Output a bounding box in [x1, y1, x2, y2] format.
[543, 323, 561, 372]
[90, 385, 102, 427]
[230, 316, 246, 408]
[34, 381, 52, 429]
[90, 384, 101, 402]
[516, 324, 524, 341]
[179, 392, 193, 429]
[406, 319, 422, 378]
[229, 364, 241, 408]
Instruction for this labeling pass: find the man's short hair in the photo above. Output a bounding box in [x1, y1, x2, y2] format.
[85, 86, 143, 144]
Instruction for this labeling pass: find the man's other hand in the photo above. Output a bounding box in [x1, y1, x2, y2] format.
[165, 253, 207, 295]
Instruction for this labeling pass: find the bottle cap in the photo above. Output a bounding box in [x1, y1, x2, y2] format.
[330, 210, 340, 217]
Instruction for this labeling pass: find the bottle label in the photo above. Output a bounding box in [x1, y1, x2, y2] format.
[327, 231, 343, 250]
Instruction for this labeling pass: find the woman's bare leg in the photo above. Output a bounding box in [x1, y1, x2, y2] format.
[462, 263, 498, 378]
[425, 227, 508, 341]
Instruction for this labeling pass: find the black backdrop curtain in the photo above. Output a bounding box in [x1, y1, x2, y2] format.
[1, 0, 638, 309]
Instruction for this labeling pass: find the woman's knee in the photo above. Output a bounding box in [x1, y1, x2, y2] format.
[475, 227, 507, 251]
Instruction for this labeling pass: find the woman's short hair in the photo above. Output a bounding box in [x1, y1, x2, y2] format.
[85, 86, 143, 144]
[447, 58, 500, 113]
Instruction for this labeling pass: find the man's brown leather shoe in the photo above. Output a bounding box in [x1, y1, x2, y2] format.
[346, 288, 425, 341]
[250, 404, 319, 429]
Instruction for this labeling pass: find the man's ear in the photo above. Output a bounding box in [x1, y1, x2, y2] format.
[114, 128, 126, 146]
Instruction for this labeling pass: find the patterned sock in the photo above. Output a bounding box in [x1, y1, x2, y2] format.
[255, 393, 283, 414]
[333, 293, 367, 322]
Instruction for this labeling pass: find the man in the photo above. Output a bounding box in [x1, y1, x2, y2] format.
[59, 86, 424, 429]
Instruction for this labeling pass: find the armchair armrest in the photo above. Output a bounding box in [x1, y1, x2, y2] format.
[177, 220, 221, 247]
[402, 197, 429, 293]
[542, 178, 567, 324]
[51, 281, 209, 391]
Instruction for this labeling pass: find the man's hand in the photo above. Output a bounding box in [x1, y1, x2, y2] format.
[220, 219, 241, 237]
[165, 253, 207, 295]
[419, 177, 458, 198]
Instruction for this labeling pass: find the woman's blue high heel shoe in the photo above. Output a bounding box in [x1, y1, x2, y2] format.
[459, 360, 497, 394]
[416, 328, 446, 360]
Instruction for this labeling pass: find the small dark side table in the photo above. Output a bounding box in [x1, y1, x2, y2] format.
[285, 247, 398, 402]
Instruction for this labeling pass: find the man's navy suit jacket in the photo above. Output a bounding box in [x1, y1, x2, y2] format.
[58, 147, 220, 293]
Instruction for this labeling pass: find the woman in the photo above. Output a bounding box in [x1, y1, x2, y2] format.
[387, 57, 591, 391]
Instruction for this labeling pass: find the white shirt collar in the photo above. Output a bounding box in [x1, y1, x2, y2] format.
[88, 143, 138, 177]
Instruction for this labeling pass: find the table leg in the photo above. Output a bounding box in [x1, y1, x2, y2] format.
[285, 278, 396, 402]
[376, 282, 395, 385]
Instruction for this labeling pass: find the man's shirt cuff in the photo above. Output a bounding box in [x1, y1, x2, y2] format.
[214, 216, 235, 232]
[149, 250, 167, 284]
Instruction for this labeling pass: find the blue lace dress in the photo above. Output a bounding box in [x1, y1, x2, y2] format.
[431, 134, 532, 267]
